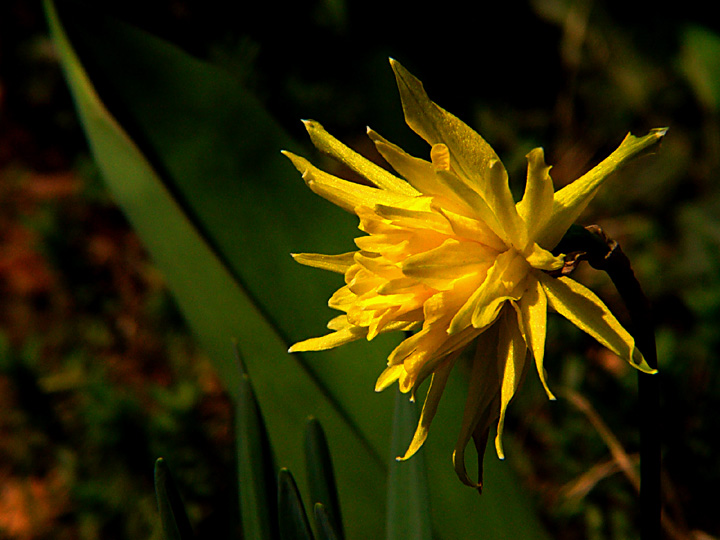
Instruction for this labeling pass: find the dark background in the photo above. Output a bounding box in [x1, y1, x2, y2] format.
[1, 1, 719, 538]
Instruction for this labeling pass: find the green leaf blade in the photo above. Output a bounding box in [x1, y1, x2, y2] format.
[154, 458, 195, 540]
[386, 389, 432, 540]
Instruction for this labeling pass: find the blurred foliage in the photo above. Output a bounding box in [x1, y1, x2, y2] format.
[2, 0, 720, 539]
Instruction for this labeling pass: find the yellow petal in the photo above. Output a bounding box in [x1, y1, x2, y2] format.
[282, 151, 413, 213]
[389, 59, 504, 202]
[494, 309, 529, 459]
[372, 202, 452, 235]
[328, 285, 356, 310]
[291, 251, 357, 273]
[539, 273, 656, 373]
[401, 237, 494, 290]
[484, 159, 527, 250]
[302, 119, 418, 196]
[288, 324, 367, 353]
[375, 364, 404, 392]
[516, 277, 555, 399]
[439, 208, 507, 252]
[523, 242, 565, 271]
[449, 249, 530, 333]
[397, 354, 458, 461]
[517, 147, 555, 242]
[367, 128, 464, 205]
[538, 128, 668, 249]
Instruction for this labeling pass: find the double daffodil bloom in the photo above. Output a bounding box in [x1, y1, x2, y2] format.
[285, 59, 664, 488]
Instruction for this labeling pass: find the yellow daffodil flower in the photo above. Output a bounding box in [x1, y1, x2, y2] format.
[284, 59, 665, 488]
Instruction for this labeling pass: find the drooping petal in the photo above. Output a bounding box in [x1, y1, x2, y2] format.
[452, 327, 501, 487]
[539, 273, 656, 373]
[282, 151, 414, 213]
[517, 147, 555, 242]
[397, 352, 459, 461]
[516, 276, 555, 400]
[494, 309, 529, 459]
[302, 119, 419, 196]
[537, 128, 668, 249]
[291, 252, 357, 273]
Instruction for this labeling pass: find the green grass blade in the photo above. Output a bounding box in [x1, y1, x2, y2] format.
[313, 504, 340, 540]
[236, 346, 279, 540]
[304, 418, 344, 540]
[278, 469, 315, 540]
[386, 389, 432, 540]
[154, 458, 195, 540]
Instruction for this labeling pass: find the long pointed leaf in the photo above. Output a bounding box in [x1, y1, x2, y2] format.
[154, 458, 195, 540]
[236, 345, 279, 540]
[45, 3, 387, 537]
[47, 3, 553, 537]
[278, 469, 315, 540]
[304, 418, 344, 540]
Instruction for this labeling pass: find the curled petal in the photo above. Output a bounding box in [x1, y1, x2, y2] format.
[517, 147, 554, 242]
[524, 243, 565, 271]
[449, 249, 530, 333]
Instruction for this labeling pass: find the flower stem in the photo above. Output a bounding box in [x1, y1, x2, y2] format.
[562, 225, 661, 540]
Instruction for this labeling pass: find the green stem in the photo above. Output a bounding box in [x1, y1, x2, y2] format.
[559, 225, 660, 540]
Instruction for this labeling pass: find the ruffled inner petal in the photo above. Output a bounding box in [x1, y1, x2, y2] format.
[449, 249, 530, 333]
